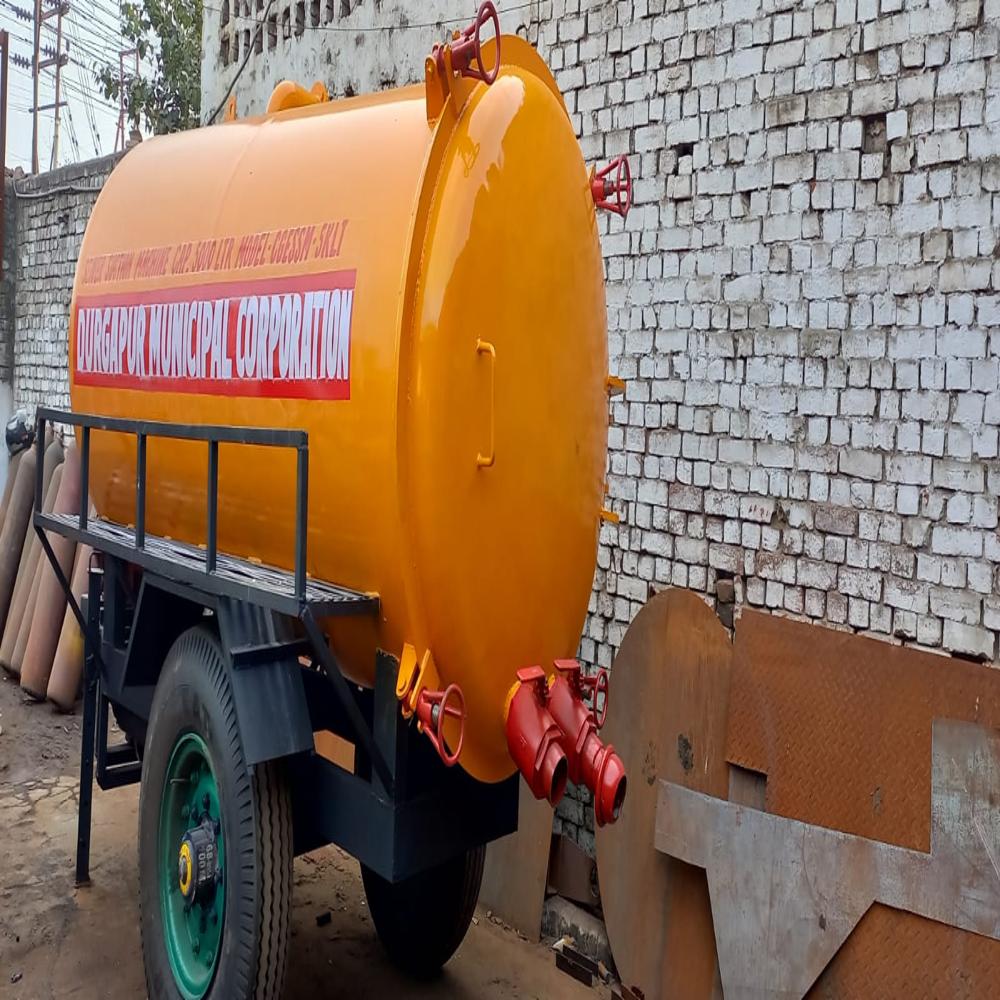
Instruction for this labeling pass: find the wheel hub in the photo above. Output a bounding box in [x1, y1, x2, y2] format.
[178, 816, 220, 905]
[159, 733, 225, 999]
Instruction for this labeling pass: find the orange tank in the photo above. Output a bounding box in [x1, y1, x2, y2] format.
[69, 32, 614, 783]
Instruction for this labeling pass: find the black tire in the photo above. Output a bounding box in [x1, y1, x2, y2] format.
[361, 845, 485, 978]
[138, 625, 293, 1000]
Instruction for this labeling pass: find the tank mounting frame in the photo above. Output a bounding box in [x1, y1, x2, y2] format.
[32, 408, 518, 889]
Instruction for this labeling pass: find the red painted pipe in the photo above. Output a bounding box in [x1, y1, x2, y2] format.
[505, 666, 568, 806]
[547, 660, 627, 827]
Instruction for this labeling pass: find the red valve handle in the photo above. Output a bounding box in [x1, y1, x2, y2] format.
[415, 683, 466, 767]
[588, 669, 610, 730]
[577, 667, 610, 729]
[592, 155, 633, 218]
[554, 660, 610, 729]
[451, 0, 501, 85]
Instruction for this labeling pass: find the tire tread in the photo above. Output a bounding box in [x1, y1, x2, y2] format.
[138, 624, 292, 1000]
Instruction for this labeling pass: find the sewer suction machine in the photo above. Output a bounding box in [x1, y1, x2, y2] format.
[34, 4, 632, 996]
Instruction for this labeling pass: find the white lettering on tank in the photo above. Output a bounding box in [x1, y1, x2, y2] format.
[135, 306, 147, 377]
[149, 305, 163, 377]
[337, 289, 352, 380]
[75, 273, 354, 395]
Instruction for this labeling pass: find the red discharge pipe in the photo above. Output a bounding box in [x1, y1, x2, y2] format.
[505, 666, 569, 806]
[547, 660, 627, 827]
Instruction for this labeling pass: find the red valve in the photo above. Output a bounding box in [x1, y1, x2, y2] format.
[505, 666, 569, 805]
[553, 659, 609, 728]
[549, 660, 627, 827]
[442, 0, 501, 84]
[415, 683, 466, 767]
[591, 155, 633, 218]
[582, 667, 610, 730]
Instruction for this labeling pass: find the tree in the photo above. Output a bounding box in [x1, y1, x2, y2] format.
[96, 0, 203, 135]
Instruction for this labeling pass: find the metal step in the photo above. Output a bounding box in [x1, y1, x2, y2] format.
[38, 511, 379, 619]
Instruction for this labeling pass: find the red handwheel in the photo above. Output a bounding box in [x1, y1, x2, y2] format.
[591, 668, 610, 730]
[591, 155, 633, 219]
[449, 1, 501, 85]
[415, 684, 467, 767]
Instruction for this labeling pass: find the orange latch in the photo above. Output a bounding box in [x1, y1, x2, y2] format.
[267, 80, 330, 115]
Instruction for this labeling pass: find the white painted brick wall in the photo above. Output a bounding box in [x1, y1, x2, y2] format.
[206, 0, 1000, 850]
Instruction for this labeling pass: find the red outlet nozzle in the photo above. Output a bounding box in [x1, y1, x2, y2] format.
[505, 666, 569, 806]
[548, 660, 628, 826]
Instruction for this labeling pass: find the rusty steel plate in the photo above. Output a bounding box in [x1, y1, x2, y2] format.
[657, 720, 1000, 998]
[807, 905, 1000, 999]
[595, 588, 731, 1000]
[727, 608, 1000, 852]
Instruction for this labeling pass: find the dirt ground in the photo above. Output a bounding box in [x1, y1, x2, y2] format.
[0, 673, 604, 1000]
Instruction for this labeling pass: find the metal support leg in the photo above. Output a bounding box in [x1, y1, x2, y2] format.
[75, 564, 103, 887]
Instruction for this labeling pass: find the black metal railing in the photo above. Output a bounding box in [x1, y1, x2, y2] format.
[34, 408, 310, 603]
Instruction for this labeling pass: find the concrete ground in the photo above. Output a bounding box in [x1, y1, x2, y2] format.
[0, 674, 603, 999]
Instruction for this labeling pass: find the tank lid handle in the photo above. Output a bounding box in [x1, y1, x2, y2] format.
[266, 80, 331, 115]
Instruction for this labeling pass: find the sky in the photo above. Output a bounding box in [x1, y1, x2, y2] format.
[1, 0, 134, 172]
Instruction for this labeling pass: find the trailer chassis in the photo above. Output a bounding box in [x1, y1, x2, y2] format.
[31, 407, 518, 891]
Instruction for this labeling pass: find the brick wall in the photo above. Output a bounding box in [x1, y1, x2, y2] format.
[5, 154, 122, 412]
[200, 0, 1000, 854]
[202, 0, 474, 120]
[555, 0, 1000, 852]
[1, 176, 15, 387]
[564, 0, 1000, 664]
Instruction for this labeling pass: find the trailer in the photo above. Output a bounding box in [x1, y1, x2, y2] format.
[36, 3, 631, 996]
[35, 407, 520, 993]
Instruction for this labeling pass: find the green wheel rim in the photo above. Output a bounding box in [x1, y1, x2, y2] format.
[158, 732, 225, 999]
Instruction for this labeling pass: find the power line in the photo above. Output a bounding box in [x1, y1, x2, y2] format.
[202, 0, 534, 33]
[66, 15, 104, 155]
[206, 0, 274, 124]
[60, 72, 119, 114]
[64, 99, 81, 159]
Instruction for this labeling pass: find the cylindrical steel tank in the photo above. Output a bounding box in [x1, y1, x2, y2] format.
[69, 34, 609, 782]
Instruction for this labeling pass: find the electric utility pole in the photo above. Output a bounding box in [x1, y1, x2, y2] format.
[1, 30, 9, 283]
[40, 0, 67, 168]
[114, 47, 138, 153]
[31, 1, 70, 172]
[31, 0, 40, 172]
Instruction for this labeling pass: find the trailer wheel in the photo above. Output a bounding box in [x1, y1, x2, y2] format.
[361, 845, 485, 978]
[138, 625, 292, 1000]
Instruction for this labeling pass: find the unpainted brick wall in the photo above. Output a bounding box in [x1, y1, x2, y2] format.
[5, 154, 122, 412]
[1, 176, 16, 386]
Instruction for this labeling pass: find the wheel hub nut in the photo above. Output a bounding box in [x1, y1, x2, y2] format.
[178, 816, 219, 904]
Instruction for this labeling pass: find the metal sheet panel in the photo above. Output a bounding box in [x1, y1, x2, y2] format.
[479, 784, 553, 941]
[727, 609, 1000, 851]
[594, 589, 730, 1000]
[656, 720, 1000, 999]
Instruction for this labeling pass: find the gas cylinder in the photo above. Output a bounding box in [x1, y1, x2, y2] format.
[0, 438, 64, 667]
[9, 463, 63, 677]
[47, 540, 93, 711]
[68, 17, 628, 788]
[0, 446, 37, 650]
[0, 449, 24, 527]
[22, 444, 81, 700]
